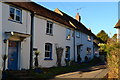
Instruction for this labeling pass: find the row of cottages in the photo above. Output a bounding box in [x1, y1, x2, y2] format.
[0, 1, 102, 73]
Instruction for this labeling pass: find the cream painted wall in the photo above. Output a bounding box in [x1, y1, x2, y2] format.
[1, 2, 96, 70]
[2, 3, 31, 70]
[0, 2, 3, 80]
[76, 32, 94, 62]
[117, 28, 120, 41]
[34, 16, 74, 68]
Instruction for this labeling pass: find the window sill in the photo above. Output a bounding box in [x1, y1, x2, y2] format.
[76, 36, 80, 38]
[44, 58, 53, 60]
[66, 38, 71, 40]
[46, 33, 53, 36]
[8, 19, 22, 24]
[87, 40, 91, 42]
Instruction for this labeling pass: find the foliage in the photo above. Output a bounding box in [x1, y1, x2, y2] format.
[105, 38, 120, 78]
[112, 34, 117, 40]
[2, 54, 8, 71]
[97, 30, 109, 43]
[2, 54, 8, 61]
[33, 60, 102, 78]
[34, 50, 40, 68]
[98, 36, 120, 78]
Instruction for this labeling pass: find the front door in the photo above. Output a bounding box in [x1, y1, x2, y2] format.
[8, 41, 19, 70]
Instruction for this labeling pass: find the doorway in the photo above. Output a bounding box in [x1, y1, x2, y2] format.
[8, 41, 19, 70]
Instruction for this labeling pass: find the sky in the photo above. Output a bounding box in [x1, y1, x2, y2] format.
[31, 1, 118, 37]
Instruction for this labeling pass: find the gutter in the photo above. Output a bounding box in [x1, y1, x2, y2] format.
[30, 12, 34, 69]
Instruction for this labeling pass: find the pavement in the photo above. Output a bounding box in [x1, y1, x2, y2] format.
[53, 63, 108, 79]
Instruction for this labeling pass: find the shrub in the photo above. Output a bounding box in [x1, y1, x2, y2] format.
[106, 38, 120, 78]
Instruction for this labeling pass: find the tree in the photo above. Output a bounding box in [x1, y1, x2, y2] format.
[97, 30, 109, 43]
[106, 38, 120, 78]
[112, 34, 117, 39]
[55, 44, 64, 67]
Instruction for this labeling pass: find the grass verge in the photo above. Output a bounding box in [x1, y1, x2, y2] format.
[31, 58, 102, 79]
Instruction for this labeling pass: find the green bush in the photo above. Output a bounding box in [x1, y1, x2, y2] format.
[106, 38, 120, 78]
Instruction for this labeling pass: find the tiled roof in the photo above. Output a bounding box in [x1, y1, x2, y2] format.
[115, 19, 120, 28]
[6, 2, 74, 29]
[6, 2, 101, 41]
[54, 8, 95, 36]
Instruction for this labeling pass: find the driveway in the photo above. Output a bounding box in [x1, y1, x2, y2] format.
[52, 63, 108, 79]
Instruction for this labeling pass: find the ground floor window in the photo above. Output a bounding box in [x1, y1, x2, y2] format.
[87, 47, 92, 55]
[45, 43, 52, 60]
[65, 46, 70, 60]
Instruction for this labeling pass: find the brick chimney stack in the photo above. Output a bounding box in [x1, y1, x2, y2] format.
[75, 13, 81, 22]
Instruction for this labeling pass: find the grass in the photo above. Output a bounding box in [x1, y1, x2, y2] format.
[31, 58, 102, 79]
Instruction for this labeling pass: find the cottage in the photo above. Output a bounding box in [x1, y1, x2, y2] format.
[0, 1, 102, 77]
[114, 19, 120, 41]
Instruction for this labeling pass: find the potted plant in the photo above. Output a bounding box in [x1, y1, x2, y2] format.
[55, 44, 64, 67]
[34, 50, 42, 73]
[2, 54, 8, 80]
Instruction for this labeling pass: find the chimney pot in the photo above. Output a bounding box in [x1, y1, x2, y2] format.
[75, 13, 81, 22]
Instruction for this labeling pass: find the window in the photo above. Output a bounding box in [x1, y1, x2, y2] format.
[66, 28, 71, 40]
[88, 35, 91, 41]
[9, 6, 22, 23]
[46, 21, 53, 35]
[87, 47, 91, 54]
[65, 46, 70, 60]
[45, 43, 52, 60]
[76, 31, 80, 38]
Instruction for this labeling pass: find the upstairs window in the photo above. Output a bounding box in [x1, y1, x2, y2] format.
[45, 43, 52, 60]
[66, 28, 71, 40]
[46, 21, 53, 35]
[76, 31, 80, 38]
[9, 6, 22, 23]
[88, 35, 91, 41]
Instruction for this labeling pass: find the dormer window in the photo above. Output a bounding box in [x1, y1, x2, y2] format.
[66, 28, 71, 40]
[46, 21, 53, 35]
[9, 6, 22, 23]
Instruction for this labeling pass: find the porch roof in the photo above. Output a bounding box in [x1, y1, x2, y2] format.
[5, 32, 31, 41]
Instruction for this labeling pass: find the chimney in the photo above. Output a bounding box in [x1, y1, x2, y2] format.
[75, 13, 81, 22]
[88, 28, 91, 32]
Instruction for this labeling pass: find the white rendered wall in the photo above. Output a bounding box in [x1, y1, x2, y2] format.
[117, 28, 120, 41]
[79, 32, 94, 62]
[0, 2, 3, 80]
[2, 3, 31, 70]
[34, 16, 74, 68]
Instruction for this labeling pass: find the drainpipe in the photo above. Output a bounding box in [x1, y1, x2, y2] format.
[30, 12, 34, 69]
[73, 30, 76, 62]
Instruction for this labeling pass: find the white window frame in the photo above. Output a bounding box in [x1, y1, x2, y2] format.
[46, 21, 53, 35]
[66, 28, 71, 40]
[87, 35, 91, 41]
[76, 31, 80, 38]
[45, 43, 52, 59]
[9, 6, 22, 23]
[65, 46, 70, 60]
[87, 47, 92, 54]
